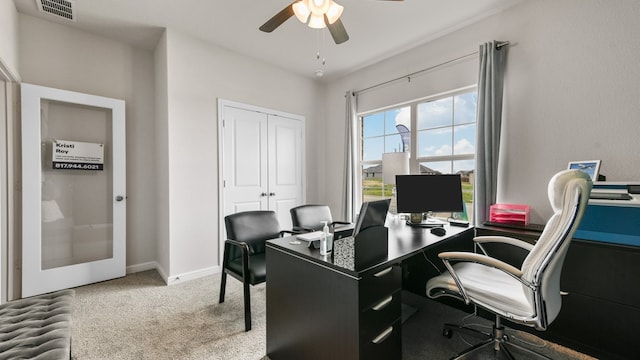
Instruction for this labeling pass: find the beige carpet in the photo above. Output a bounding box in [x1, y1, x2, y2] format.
[71, 270, 595, 360]
[71, 270, 267, 360]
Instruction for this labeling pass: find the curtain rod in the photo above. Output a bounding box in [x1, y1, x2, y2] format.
[354, 41, 509, 96]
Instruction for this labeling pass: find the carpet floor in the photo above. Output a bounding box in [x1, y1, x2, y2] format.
[70, 270, 595, 360]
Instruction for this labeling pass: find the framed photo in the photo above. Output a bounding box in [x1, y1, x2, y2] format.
[568, 160, 601, 181]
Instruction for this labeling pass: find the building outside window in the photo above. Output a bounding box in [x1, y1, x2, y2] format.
[360, 88, 477, 221]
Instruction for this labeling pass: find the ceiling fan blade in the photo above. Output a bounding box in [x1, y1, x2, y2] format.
[259, 2, 296, 33]
[325, 16, 349, 44]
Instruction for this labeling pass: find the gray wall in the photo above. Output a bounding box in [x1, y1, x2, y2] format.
[2, 0, 640, 291]
[322, 0, 640, 224]
[18, 15, 159, 272]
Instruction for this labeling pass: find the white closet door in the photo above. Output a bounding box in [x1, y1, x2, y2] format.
[222, 105, 269, 214]
[220, 101, 305, 260]
[21, 84, 126, 297]
[267, 115, 303, 230]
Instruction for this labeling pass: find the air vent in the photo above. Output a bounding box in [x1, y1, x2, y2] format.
[36, 0, 76, 22]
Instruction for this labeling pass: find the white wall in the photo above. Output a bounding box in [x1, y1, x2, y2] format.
[11, 13, 323, 286]
[161, 29, 322, 280]
[322, 0, 640, 224]
[18, 15, 158, 271]
[0, 0, 19, 80]
[154, 32, 171, 279]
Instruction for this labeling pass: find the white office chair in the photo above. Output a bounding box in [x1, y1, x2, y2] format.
[426, 169, 592, 359]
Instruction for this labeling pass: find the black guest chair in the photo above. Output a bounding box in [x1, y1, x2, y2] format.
[290, 204, 351, 233]
[219, 210, 295, 331]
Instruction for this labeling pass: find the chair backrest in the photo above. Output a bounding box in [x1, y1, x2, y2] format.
[290, 205, 334, 232]
[520, 169, 592, 328]
[224, 210, 282, 258]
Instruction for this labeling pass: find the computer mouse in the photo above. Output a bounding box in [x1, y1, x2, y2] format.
[430, 227, 446, 236]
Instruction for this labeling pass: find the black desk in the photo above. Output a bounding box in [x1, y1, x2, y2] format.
[265, 220, 474, 360]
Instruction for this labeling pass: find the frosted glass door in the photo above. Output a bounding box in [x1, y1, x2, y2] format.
[22, 84, 126, 297]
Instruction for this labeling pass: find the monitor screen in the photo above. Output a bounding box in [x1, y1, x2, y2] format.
[353, 199, 391, 236]
[395, 174, 464, 214]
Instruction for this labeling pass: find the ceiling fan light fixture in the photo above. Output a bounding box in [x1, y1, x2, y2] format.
[325, 2, 343, 24]
[308, 13, 325, 29]
[308, 0, 331, 16]
[292, 1, 311, 23]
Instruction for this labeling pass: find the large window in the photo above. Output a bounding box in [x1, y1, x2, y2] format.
[360, 89, 477, 220]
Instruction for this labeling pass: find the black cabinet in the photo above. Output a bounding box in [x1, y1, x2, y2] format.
[476, 225, 640, 360]
[266, 246, 402, 360]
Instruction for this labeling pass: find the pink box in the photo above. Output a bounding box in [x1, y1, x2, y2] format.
[490, 204, 530, 225]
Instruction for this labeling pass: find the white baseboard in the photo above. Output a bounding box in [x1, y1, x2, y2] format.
[166, 266, 220, 286]
[126, 261, 159, 274]
[124, 261, 220, 286]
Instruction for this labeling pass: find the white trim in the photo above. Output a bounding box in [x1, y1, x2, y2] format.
[126, 261, 159, 275]
[0, 57, 20, 83]
[357, 84, 477, 117]
[125, 262, 221, 286]
[166, 265, 220, 286]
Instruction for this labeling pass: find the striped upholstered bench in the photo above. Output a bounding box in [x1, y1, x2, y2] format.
[0, 289, 74, 359]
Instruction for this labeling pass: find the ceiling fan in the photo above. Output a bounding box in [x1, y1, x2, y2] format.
[259, 0, 404, 45]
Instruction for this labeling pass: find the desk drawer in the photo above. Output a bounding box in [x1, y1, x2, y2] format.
[360, 319, 402, 360]
[359, 265, 401, 309]
[360, 290, 401, 341]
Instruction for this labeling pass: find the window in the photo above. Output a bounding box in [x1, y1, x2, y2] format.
[359, 89, 477, 221]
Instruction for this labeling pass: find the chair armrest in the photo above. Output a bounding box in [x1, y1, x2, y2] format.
[279, 230, 301, 237]
[438, 251, 524, 278]
[223, 239, 251, 279]
[224, 238, 250, 252]
[292, 226, 314, 233]
[331, 221, 351, 226]
[473, 236, 535, 252]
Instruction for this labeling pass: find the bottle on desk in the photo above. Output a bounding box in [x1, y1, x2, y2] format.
[320, 221, 333, 256]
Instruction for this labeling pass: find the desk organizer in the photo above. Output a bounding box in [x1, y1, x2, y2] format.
[333, 225, 388, 271]
[490, 203, 530, 225]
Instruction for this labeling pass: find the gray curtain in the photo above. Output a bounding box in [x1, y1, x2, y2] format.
[343, 91, 357, 222]
[474, 41, 507, 225]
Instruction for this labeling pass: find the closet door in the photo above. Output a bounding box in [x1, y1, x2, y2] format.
[220, 101, 304, 258]
[222, 106, 269, 214]
[267, 115, 303, 227]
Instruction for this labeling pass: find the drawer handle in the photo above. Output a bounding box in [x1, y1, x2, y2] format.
[373, 267, 393, 278]
[372, 326, 393, 344]
[372, 296, 393, 311]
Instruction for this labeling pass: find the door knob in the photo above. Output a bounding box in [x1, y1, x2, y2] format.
[269, 192, 276, 196]
[260, 192, 267, 197]
[115, 195, 124, 202]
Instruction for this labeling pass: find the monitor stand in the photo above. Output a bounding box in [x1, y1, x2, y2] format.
[406, 213, 446, 228]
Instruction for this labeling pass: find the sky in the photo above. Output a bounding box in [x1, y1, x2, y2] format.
[362, 91, 477, 174]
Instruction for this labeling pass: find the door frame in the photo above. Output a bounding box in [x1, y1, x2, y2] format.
[217, 99, 306, 265]
[0, 61, 19, 303]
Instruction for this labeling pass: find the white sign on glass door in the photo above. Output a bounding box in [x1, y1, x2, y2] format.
[52, 139, 104, 170]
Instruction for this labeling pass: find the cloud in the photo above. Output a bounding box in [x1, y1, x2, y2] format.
[394, 107, 411, 129]
[454, 138, 475, 154]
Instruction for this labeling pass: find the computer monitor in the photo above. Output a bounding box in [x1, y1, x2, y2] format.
[395, 174, 464, 216]
[353, 199, 391, 236]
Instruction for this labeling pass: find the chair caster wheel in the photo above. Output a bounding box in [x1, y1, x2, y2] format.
[443, 328, 453, 338]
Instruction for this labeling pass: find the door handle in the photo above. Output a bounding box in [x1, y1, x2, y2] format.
[260, 192, 267, 197]
[269, 192, 276, 196]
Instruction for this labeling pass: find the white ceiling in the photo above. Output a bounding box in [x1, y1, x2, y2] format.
[13, 0, 522, 82]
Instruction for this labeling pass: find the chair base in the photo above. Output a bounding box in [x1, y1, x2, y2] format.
[444, 316, 552, 360]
